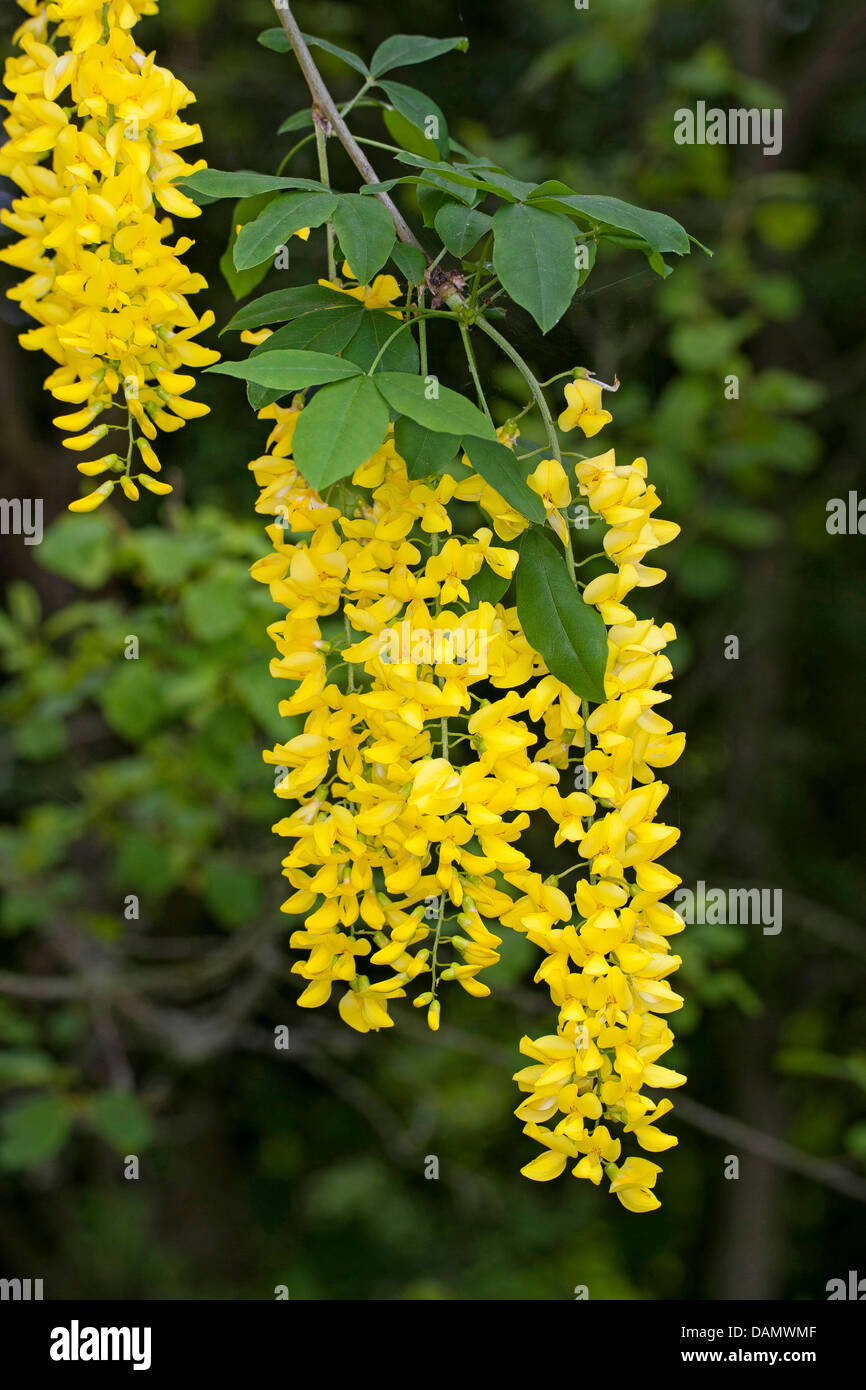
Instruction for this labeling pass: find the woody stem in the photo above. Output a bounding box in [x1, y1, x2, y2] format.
[271, 1, 425, 253]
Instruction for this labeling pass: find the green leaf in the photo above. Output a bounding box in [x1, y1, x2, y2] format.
[0, 1094, 72, 1169]
[202, 858, 264, 929]
[372, 372, 496, 439]
[395, 417, 461, 480]
[516, 529, 608, 702]
[257, 27, 290, 52]
[370, 33, 468, 78]
[220, 192, 276, 300]
[276, 109, 313, 135]
[462, 436, 546, 523]
[301, 33, 370, 75]
[461, 170, 537, 202]
[395, 153, 534, 201]
[342, 312, 419, 374]
[417, 183, 451, 226]
[383, 105, 440, 162]
[277, 98, 380, 136]
[99, 661, 170, 739]
[38, 514, 114, 589]
[391, 242, 426, 284]
[130, 528, 216, 586]
[208, 350, 363, 391]
[575, 237, 597, 289]
[219, 242, 269, 301]
[180, 169, 328, 200]
[247, 381, 283, 412]
[492, 203, 578, 332]
[233, 664, 295, 742]
[5, 578, 40, 629]
[253, 303, 365, 356]
[90, 1090, 153, 1152]
[292, 376, 390, 490]
[528, 186, 691, 256]
[259, 29, 371, 76]
[363, 170, 480, 207]
[465, 564, 512, 608]
[222, 284, 354, 334]
[646, 250, 673, 279]
[332, 194, 396, 286]
[181, 576, 248, 642]
[379, 80, 449, 157]
[234, 190, 336, 270]
[0, 1049, 60, 1089]
[434, 202, 492, 257]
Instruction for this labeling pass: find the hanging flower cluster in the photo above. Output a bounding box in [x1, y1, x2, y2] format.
[249, 370, 685, 1209]
[0, 0, 218, 509]
[512, 420, 686, 1213]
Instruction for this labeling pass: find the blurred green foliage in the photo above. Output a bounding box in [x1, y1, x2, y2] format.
[1, 0, 865, 1299]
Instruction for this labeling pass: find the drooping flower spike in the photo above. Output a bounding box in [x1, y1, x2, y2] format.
[0, 0, 219, 509]
[249, 371, 685, 1211]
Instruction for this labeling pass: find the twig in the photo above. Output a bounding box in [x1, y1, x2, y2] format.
[270, 1, 424, 253]
[675, 1095, 866, 1205]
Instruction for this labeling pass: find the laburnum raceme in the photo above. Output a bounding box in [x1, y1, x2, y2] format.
[249, 322, 685, 1207]
[513, 399, 686, 1213]
[0, 0, 218, 509]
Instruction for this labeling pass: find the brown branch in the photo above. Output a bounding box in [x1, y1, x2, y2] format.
[270, 2, 424, 253]
[675, 1094, 866, 1206]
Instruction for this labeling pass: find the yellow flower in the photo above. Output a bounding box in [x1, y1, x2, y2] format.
[0, 0, 217, 507]
[245, 329, 684, 1212]
[608, 1156, 663, 1211]
[528, 457, 571, 510]
[558, 377, 613, 437]
[320, 263, 403, 315]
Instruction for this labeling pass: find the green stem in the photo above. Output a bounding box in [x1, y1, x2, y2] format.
[550, 861, 590, 883]
[459, 323, 492, 424]
[366, 313, 433, 374]
[475, 315, 576, 579]
[468, 234, 493, 313]
[343, 614, 354, 692]
[354, 135, 408, 155]
[124, 408, 134, 477]
[341, 78, 372, 118]
[475, 316, 560, 462]
[430, 891, 446, 995]
[418, 288, 428, 378]
[314, 117, 336, 281]
[275, 131, 316, 174]
[537, 367, 578, 389]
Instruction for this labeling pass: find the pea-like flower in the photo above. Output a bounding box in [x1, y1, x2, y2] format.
[0, 0, 219, 509]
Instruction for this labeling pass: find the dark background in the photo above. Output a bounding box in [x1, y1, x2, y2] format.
[1, 0, 865, 1299]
